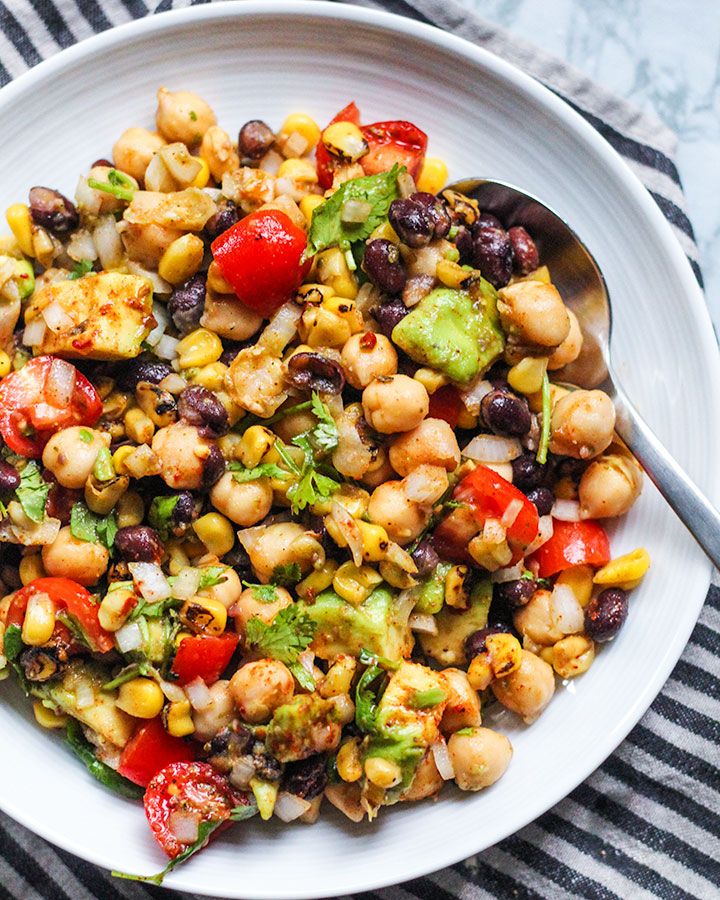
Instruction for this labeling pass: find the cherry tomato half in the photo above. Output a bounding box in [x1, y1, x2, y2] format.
[118, 717, 196, 788]
[171, 633, 239, 686]
[428, 385, 463, 429]
[530, 519, 611, 579]
[360, 119, 427, 180]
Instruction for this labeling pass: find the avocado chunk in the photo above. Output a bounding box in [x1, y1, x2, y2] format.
[391, 286, 504, 385]
[265, 693, 339, 763]
[419, 578, 492, 666]
[24, 272, 154, 360]
[411, 561, 452, 615]
[302, 586, 413, 661]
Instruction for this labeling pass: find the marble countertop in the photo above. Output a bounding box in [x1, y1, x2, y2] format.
[456, 0, 720, 319]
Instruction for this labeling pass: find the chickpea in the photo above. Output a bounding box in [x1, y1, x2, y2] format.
[579, 451, 643, 518]
[400, 750, 444, 802]
[440, 668, 481, 734]
[42, 526, 109, 586]
[362, 374, 429, 434]
[492, 650, 556, 722]
[549, 389, 616, 460]
[367, 480, 430, 545]
[200, 126, 240, 181]
[548, 308, 583, 370]
[120, 222, 183, 268]
[513, 589, 564, 646]
[272, 409, 318, 443]
[230, 659, 295, 724]
[341, 333, 398, 389]
[112, 128, 167, 182]
[233, 585, 292, 635]
[448, 727, 512, 791]
[210, 472, 272, 527]
[191, 680, 234, 741]
[389, 418, 461, 477]
[246, 522, 322, 583]
[497, 281, 570, 353]
[200, 293, 264, 342]
[152, 422, 212, 490]
[156, 87, 216, 145]
[42, 427, 110, 490]
[359, 449, 397, 490]
[198, 565, 242, 610]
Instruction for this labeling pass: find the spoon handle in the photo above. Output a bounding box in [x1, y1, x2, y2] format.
[611, 384, 720, 570]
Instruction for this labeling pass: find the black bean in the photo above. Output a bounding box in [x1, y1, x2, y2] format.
[281, 753, 328, 799]
[0, 563, 21, 591]
[585, 588, 628, 642]
[238, 120, 275, 159]
[91, 158, 113, 169]
[167, 272, 207, 337]
[172, 491, 197, 527]
[388, 197, 434, 248]
[286, 352, 346, 395]
[45, 479, 80, 525]
[411, 540, 441, 578]
[116, 354, 172, 392]
[0, 461, 20, 494]
[495, 578, 536, 608]
[28, 186, 79, 235]
[178, 385, 229, 436]
[362, 239, 407, 294]
[219, 342, 243, 367]
[453, 224, 474, 264]
[115, 525, 163, 563]
[201, 445, 226, 490]
[508, 226, 540, 275]
[480, 388, 532, 436]
[511, 453, 546, 491]
[473, 226, 513, 288]
[477, 212, 503, 230]
[205, 200, 239, 239]
[411, 192, 451, 239]
[525, 486, 554, 517]
[464, 625, 509, 660]
[373, 297, 409, 337]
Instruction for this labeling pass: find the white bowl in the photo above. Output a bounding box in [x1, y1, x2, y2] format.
[0, 2, 717, 897]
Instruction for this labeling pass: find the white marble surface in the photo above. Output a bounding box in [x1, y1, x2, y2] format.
[455, 0, 720, 318]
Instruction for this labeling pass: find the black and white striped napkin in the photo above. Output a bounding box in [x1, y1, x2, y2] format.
[0, 2, 717, 899]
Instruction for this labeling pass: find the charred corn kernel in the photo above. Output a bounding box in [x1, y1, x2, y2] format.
[117, 678, 165, 719]
[311, 484, 369, 519]
[556, 565, 595, 607]
[364, 756, 402, 789]
[193, 512, 234, 557]
[167, 699, 195, 737]
[413, 367, 449, 394]
[240, 425, 276, 468]
[416, 157, 449, 195]
[552, 634, 595, 678]
[467, 654, 493, 691]
[436, 258, 470, 289]
[98, 587, 136, 632]
[158, 234, 205, 286]
[539, 646, 555, 666]
[378, 560, 417, 589]
[514, 265, 551, 284]
[277, 157, 318, 183]
[299, 305, 352, 349]
[33, 701, 68, 729]
[324, 515, 347, 549]
[176, 327, 223, 369]
[281, 113, 321, 149]
[295, 282, 333, 304]
[166, 541, 191, 575]
[507, 356, 549, 395]
[296, 559, 338, 599]
[299, 195, 325, 224]
[593, 547, 650, 590]
[368, 220, 400, 244]
[322, 294, 363, 332]
[336, 738, 363, 782]
[124, 406, 155, 444]
[357, 520, 390, 562]
[445, 565, 470, 610]
[6, 203, 34, 256]
[0, 351, 11, 377]
[322, 121, 368, 162]
[190, 155, 210, 188]
[320, 655, 357, 698]
[207, 260, 234, 294]
[192, 361, 228, 392]
[250, 777, 278, 821]
[19, 553, 45, 585]
[112, 445, 135, 476]
[179, 595, 227, 635]
[333, 561, 383, 605]
[486, 633, 522, 678]
[116, 490, 144, 527]
[21, 591, 55, 646]
[315, 248, 358, 299]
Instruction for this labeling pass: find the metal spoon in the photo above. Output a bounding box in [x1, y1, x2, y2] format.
[449, 177, 720, 569]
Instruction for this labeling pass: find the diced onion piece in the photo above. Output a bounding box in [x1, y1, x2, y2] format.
[403, 465, 448, 505]
[384, 541, 418, 574]
[23, 317, 47, 347]
[159, 679, 186, 703]
[42, 301, 74, 334]
[460, 379, 493, 415]
[145, 302, 169, 347]
[257, 149, 284, 176]
[75, 176, 102, 216]
[128, 562, 171, 602]
[408, 612, 437, 635]
[330, 501, 363, 567]
[551, 583, 585, 634]
[185, 676, 213, 711]
[525, 515, 554, 555]
[552, 499, 582, 522]
[161, 143, 202, 185]
[45, 358, 76, 407]
[297, 649, 315, 679]
[75, 681, 95, 710]
[127, 261, 173, 296]
[283, 131, 309, 158]
[402, 274, 435, 308]
[171, 566, 201, 600]
[274, 791, 312, 823]
[168, 810, 200, 844]
[341, 199, 372, 224]
[431, 739, 455, 781]
[259, 302, 302, 355]
[491, 563, 523, 584]
[501, 498, 524, 529]
[93, 215, 124, 270]
[115, 621, 142, 654]
[237, 525, 264, 556]
[463, 434, 522, 464]
[156, 334, 180, 360]
[397, 172, 417, 198]
[230, 758, 256, 789]
[66, 228, 98, 263]
[159, 372, 187, 395]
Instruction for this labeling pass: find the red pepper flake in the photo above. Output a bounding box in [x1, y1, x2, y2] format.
[360, 331, 377, 350]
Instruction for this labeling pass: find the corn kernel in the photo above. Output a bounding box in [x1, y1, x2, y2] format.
[486, 633, 522, 678]
[333, 561, 382, 605]
[117, 678, 165, 719]
[445, 565, 470, 609]
[322, 121, 367, 162]
[315, 248, 358, 299]
[416, 157, 449, 195]
[166, 540, 191, 575]
[378, 560, 417, 589]
[0, 351, 11, 378]
[467, 654, 493, 691]
[456, 408, 479, 429]
[319, 655, 357, 698]
[356, 520, 390, 562]
[364, 756, 402, 789]
[116, 489, 144, 527]
[299, 195, 324, 225]
[593, 547, 650, 590]
[6, 203, 34, 256]
[299, 304, 352, 349]
[176, 327, 223, 370]
[98, 588, 136, 632]
[281, 113, 321, 149]
[21, 591, 56, 646]
[513, 265, 551, 284]
[507, 356, 549, 395]
[436, 259, 469, 289]
[207, 259, 234, 294]
[322, 294, 363, 332]
[241, 425, 276, 468]
[124, 406, 155, 444]
[552, 634, 595, 678]
[277, 157, 318, 183]
[158, 233, 205, 286]
[556, 565, 595, 607]
[296, 559, 338, 599]
[191, 361, 228, 392]
[179, 595, 227, 635]
[167, 699, 195, 737]
[216, 390, 244, 426]
[413, 367, 448, 395]
[336, 738, 363, 783]
[32, 701, 68, 730]
[112, 445, 135, 476]
[193, 512, 234, 557]
[368, 220, 400, 244]
[191, 155, 210, 188]
[19, 553, 45, 586]
[250, 777, 278, 821]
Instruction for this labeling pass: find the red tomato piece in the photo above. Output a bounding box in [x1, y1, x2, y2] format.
[428, 385, 463, 429]
[315, 101, 361, 189]
[211, 210, 311, 318]
[530, 519, 611, 579]
[144, 761, 239, 859]
[0, 357, 102, 457]
[170, 633, 239, 686]
[6, 577, 114, 653]
[118, 718, 196, 788]
[454, 464, 539, 550]
[360, 120, 428, 180]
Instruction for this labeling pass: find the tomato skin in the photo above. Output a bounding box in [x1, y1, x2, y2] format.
[144, 761, 239, 859]
[530, 519, 611, 578]
[428, 385, 463, 428]
[0, 357, 102, 457]
[211, 210, 311, 318]
[171, 633, 238, 686]
[7, 577, 114, 653]
[359, 120, 428, 179]
[454, 465, 539, 550]
[316, 101, 361, 189]
[118, 718, 196, 788]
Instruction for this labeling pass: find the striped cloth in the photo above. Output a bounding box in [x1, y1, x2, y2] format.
[0, 1, 717, 899]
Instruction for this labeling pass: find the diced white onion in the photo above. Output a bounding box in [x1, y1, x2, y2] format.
[75, 682, 95, 710]
[128, 562, 171, 602]
[237, 525, 264, 556]
[402, 274, 435, 308]
[115, 621, 142, 653]
[431, 739, 455, 781]
[283, 131, 309, 158]
[159, 679, 186, 703]
[524, 515, 554, 555]
[145, 302, 169, 347]
[460, 379, 493, 415]
[185, 676, 213, 711]
[93, 215, 124, 270]
[330, 501, 363, 567]
[274, 791, 312, 823]
[341, 199, 372, 224]
[66, 228, 98, 262]
[552, 499, 582, 522]
[45, 358, 76, 406]
[397, 171, 417, 198]
[551, 583, 585, 634]
[168, 810, 200, 844]
[158, 372, 187, 395]
[126, 261, 173, 296]
[501, 498, 524, 529]
[229, 758, 256, 789]
[171, 566, 201, 600]
[257, 149, 284, 175]
[75, 176, 102, 216]
[408, 612, 437, 635]
[403, 465, 448, 505]
[156, 334, 179, 360]
[23, 317, 46, 347]
[491, 563, 523, 584]
[463, 434, 522, 464]
[384, 541, 418, 574]
[297, 649, 315, 678]
[260, 302, 302, 355]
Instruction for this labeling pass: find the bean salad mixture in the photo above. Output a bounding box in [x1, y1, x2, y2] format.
[0, 89, 651, 882]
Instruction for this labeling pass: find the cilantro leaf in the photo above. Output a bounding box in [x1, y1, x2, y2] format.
[409, 687, 447, 709]
[70, 503, 118, 549]
[229, 800, 258, 822]
[66, 719, 143, 800]
[270, 563, 302, 587]
[244, 605, 316, 665]
[308, 392, 339, 453]
[227, 461, 290, 483]
[113, 819, 223, 885]
[355, 664, 386, 733]
[306, 165, 403, 256]
[3, 623, 23, 661]
[128, 596, 181, 621]
[289, 661, 315, 692]
[359, 648, 401, 671]
[242, 581, 279, 603]
[197, 566, 228, 590]
[16, 462, 50, 523]
[68, 259, 94, 280]
[148, 495, 182, 541]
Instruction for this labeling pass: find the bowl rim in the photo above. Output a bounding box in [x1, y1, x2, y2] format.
[0, 1, 718, 895]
